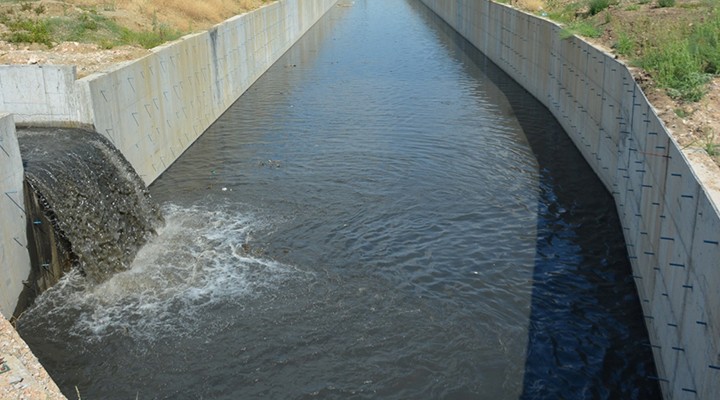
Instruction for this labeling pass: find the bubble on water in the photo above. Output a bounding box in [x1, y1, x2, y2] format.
[20, 204, 307, 343]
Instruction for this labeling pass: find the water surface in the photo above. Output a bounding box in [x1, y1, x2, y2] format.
[19, 1, 659, 398]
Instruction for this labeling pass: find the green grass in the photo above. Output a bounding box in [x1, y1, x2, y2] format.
[589, 0, 610, 15]
[560, 20, 602, 39]
[2, 16, 51, 46]
[2, 7, 182, 49]
[547, 2, 584, 23]
[636, 9, 720, 101]
[540, 0, 720, 102]
[689, 9, 720, 73]
[615, 32, 635, 56]
[640, 39, 709, 101]
[701, 129, 719, 156]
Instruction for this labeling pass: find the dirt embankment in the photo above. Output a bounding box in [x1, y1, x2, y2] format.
[0, 0, 265, 77]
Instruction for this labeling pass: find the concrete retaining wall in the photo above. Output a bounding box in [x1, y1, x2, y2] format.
[0, 65, 91, 126]
[0, 0, 337, 184]
[419, 0, 720, 398]
[0, 113, 31, 319]
[0, 0, 338, 317]
[79, 0, 338, 184]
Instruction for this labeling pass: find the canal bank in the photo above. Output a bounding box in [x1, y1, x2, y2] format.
[418, 0, 720, 398]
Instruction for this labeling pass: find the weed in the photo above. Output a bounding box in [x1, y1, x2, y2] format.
[34, 4, 45, 16]
[589, 0, 610, 15]
[120, 25, 181, 49]
[548, 2, 583, 23]
[674, 108, 688, 118]
[625, 4, 639, 10]
[688, 9, 720, 73]
[615, 32, 635, 56]
[657, 0, 675, 7]
[641, 39, 709, 101]
[701, 129, 718, 156]
[3, 16, 52, 47]
[19, 2, 32, 12]
[560, 20, 601, 39]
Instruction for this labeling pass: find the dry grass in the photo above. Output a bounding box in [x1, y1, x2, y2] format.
[61, 0, 268, 31]
[516, 0, 546, 12]
[152, 0, 266, 22]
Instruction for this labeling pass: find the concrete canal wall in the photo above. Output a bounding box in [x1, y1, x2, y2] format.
[419, 0, 720, 398]
[0, 0, 338, 318]
[0, 114, 31, 319]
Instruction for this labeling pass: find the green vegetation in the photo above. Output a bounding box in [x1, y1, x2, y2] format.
[1, 15, 51, 46]
[1, 3, 182, 49]
[560, 20, 601, 39]
[588, 0, 610, 15]
[701, 129, 719, 157]
[635, 9, 720, 102]
[614, 32, 635, 57]
[545, 0, 720, 103]
[640, 39, 709, 101]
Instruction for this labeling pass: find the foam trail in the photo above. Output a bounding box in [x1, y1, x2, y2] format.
[20, 204, 305, 343]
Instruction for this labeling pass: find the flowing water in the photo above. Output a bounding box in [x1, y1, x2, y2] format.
[18, 1, 660, 399]
[18, 128, 162, 284]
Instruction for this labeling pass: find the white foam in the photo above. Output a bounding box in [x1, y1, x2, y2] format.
[21, 204, 305, 342]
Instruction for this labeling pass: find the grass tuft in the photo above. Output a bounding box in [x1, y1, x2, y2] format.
[588, 0, 610, 15]
[614, 31, 635, 56]
[560, 20, 601, 39]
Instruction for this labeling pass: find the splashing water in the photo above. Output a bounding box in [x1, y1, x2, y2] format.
[19, 204, 306, 343]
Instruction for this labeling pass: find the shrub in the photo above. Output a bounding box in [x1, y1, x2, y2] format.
[3, 17, 52, 47]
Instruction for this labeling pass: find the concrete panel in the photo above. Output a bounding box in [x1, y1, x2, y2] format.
[0, 65, 89, 125]
[0, 113, 31, 318]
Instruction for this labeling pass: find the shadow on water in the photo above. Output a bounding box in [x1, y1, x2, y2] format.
[411, 1, 661, 398]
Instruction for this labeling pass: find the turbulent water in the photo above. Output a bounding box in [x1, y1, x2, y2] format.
[18, 128, 163, 283]
[18, 1, 660, 399]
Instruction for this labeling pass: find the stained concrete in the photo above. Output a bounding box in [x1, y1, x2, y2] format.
[419, 0, 720, 398]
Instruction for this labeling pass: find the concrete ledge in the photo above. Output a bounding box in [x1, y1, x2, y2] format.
[419, 0, 720, 398]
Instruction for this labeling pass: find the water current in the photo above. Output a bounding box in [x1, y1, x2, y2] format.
[18, 0, 660, 398]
